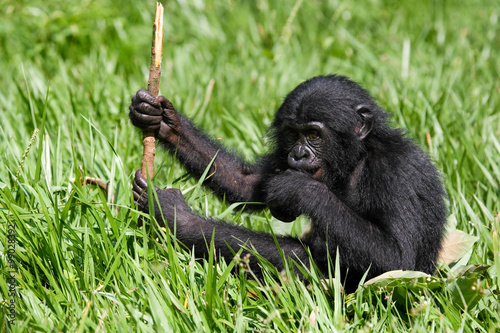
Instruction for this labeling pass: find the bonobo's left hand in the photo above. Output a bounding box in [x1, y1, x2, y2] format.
[132, 170, 191, 229]
[266, 170, 328, 222]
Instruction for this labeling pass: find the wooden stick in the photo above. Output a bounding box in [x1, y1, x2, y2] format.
[142, 2, 164, 178]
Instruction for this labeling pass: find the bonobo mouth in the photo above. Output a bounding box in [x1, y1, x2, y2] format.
[311, 167, 324, 180]
[286, 167, 324, 180]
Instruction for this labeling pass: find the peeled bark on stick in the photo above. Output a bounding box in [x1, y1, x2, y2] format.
[142, 2, 164, 178]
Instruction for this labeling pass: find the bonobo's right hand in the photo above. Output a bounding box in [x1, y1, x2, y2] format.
[129, 89, 180, 141]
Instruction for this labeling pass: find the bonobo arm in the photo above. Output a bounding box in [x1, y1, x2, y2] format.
[129, 89, 275, 203]
[132, 170, 309, 277]
[159, 114, 275, 203]
[265, 171, 416, 281]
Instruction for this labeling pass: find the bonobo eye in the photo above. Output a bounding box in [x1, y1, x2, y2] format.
[307, 131, 320, 140]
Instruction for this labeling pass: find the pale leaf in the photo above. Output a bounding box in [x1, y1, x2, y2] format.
[309, 309, 316, 325]
[363, 270, 430, 287]
[437, 229, 478, 266]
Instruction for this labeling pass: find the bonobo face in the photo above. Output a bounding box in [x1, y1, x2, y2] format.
[282, 121, 325, 179]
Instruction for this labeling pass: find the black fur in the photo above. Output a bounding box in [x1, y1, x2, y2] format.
[130, 75, 447, 292]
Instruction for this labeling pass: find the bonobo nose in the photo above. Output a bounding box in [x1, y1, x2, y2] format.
[288, 146, 311, 168]
[291, 146, 309, 160]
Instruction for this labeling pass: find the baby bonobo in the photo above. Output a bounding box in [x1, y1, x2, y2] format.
[130, 75, 447, 292]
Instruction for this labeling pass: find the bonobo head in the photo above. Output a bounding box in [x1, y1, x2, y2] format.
[272, 75, 386, 186]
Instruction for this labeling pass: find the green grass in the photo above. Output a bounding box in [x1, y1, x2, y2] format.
[1, 0, 499, 331]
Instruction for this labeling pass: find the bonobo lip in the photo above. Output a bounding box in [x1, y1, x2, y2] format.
[286, 167, 324, 180]
[311, 167, 324, 180]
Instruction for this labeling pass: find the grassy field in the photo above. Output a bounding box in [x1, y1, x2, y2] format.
[1, 0, 499, 331]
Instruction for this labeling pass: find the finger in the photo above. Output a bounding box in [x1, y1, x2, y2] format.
[132, 186, 145, 208]
[135, 89, 162, 108]
[129, 118, 160, 131]
[163, 107, 178, 121]
[133, 171, 147, 197]
[135, 170, 148, 187]
[133, 188, 144, 202]
[133, 192, 148, 211]
[132, 180, 145, 199]
[133, 182, 148, 208]
[131, 99, 164, 117]
[129, 108, 162, 127]
[158, 96, 174, 110]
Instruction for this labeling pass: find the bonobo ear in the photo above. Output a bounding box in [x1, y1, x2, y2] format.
[355, 104, 373, 140]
